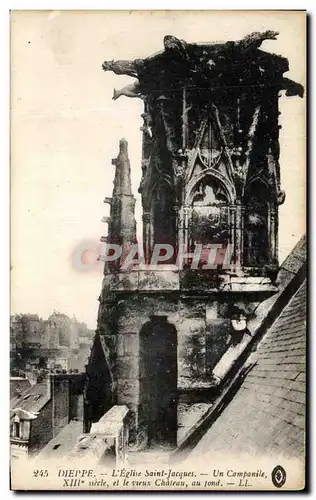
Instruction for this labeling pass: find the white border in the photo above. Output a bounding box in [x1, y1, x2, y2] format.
[1, 3, 313, 498]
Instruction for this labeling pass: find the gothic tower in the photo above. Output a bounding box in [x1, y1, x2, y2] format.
[85, 32, 303, 448]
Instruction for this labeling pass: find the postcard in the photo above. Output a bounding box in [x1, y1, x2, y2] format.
[10, 10, 306, 491]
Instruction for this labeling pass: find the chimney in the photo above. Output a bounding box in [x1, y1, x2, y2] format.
[46, 373, 52, 399]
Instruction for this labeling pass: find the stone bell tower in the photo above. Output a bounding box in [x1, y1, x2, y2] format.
[85, 32, 303, 448]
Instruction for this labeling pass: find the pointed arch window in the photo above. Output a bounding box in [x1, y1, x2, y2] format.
[149, 182, 177, 264]
[243, 179, 270, 267]
[189, 177, 230, 247]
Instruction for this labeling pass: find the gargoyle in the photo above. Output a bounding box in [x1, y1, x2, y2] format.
[102, 59, 144, 78]
[102, 36, 189, 80]
[277, 190, 286, 205]
[282, 77, 304, 98]
[112, 81, 143, 100]
[235, 30, 279, 51]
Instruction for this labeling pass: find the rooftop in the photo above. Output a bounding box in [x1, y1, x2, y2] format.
[10, 380, 49, 417]
[10, 377, 32, 400]
[103, 32, 303, 98]
[188, 278, 306, 460]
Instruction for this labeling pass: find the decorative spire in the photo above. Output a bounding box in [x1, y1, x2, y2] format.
[102, 139, 137, 272]
[111, 138, 133, 196]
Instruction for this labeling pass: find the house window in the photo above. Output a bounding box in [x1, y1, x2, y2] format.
[14, 422, 20, 438]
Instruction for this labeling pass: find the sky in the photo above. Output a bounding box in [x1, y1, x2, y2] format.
[10, 10, 306, 328]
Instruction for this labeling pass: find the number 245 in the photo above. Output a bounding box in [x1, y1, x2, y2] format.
[33, 470, 48, 477]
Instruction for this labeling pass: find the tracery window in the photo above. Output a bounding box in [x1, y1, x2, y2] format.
[189, 178, 230, 245]
[188, 177, 231, 267]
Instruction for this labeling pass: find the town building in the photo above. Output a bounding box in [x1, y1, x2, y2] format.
[38, 405, 129, 468]
[10, 312, 93, 376]
[10, 377, 32, 399]
[10, 373, 85, 460]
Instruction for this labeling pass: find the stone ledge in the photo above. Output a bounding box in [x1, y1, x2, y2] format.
[103, 269, 278, 294]
[90, 405, 130, 435]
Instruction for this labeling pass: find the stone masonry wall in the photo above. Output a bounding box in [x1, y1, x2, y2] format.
[112, 293, 233, 443]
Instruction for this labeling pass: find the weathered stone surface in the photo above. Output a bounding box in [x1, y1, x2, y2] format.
[138, 269, 179, 291]
[139, 297, 178, 318]
[108, 272, 139, 291]
[117, 379, 140, 405]
[116, 301, 147, 334]
[178, 334, 206, 379]
[205, 302, 219, 323]
[91, 404, 129, 434]
[230, 276, 277, 293]
[177, 317, 206, 337]
[167, 310, 181, 324]
[124, 334, 139, 356]
[180, 271, 229, 292]
[248, 261, 300, 335]
[179, 300, 206, 319]
[205, 319, 231, 371]
[231, 277, 273, 285]
[117, 334, 125, 357]
[275, 267, 296, 289]
[116, 356, 139, 379]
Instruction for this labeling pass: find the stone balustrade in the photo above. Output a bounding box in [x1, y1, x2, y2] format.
[72, 405, 130, 467]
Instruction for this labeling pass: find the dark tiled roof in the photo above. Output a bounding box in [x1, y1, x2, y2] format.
[213, 235, 306, 382]
[190, 280, 306, 459]
[10, 378, 31, 400]
[10, 380, 49, 416]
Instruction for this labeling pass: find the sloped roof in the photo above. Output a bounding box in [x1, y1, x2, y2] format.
[190, 278, 306, 460]
[213, 234, 306, 381]
[10, 380, 49, 417]
[187, 234, 306, 461]
[10, 378, 32, 400]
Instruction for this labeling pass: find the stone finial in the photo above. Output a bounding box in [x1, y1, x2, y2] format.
[104, 138, 137, 261]
[119, 138, 128, 154]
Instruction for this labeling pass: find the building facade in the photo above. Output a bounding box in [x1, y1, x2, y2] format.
[10, 373, 85, 459]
